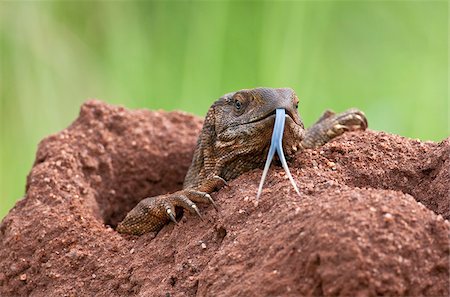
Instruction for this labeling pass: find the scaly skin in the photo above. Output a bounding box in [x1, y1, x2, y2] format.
[117, 87, 367, 235]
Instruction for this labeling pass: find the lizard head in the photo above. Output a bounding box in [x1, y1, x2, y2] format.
[213, 87, 305, 170]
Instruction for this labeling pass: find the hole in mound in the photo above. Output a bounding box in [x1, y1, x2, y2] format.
[81, 148, 193, 228]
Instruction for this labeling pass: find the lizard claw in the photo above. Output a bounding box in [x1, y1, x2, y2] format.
[191, 204, 203, 220]
[117, 174, 226, 235]
[185, 189, 219, 211]
[302, 108, 368, 148]
[198, 175, 227, 193]
[117, 186, 221, 235]
[205, 194, 219, 211]
[169, 193, 204, 219]
[212, 175, 228, 187]
[164, 202, 178, 225]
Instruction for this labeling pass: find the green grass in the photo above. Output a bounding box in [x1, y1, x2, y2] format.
[0, 1, 448, 219]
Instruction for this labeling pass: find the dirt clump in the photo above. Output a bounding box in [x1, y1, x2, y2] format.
[0, 101, 448, 297]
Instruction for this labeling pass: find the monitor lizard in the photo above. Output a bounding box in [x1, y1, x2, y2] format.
[117, 87, 367, 235]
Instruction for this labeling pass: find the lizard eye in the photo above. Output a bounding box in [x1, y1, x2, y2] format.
[295, 103, 298, 109]
[234, 100, 242, 110]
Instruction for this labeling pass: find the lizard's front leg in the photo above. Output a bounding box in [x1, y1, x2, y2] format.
[116, 176, 226, 235]
[301, 108, 368, 149]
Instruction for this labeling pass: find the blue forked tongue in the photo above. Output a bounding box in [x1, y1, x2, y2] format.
[256, 108, 300, 201]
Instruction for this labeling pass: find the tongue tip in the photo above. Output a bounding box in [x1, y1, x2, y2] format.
[286, 170, 301, 197]
[256, 189, 262, 200]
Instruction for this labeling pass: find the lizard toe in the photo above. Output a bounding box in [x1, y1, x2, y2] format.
[198, 175, 227, 193]
[302, 108, 368, 148]
[168, 193, 203, 219]
[185, 189, 219, 211]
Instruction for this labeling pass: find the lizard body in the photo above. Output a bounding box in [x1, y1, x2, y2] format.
[117, 87, 367, 235]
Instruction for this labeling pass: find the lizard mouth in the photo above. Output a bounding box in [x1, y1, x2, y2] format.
[247, 109, 296, 125]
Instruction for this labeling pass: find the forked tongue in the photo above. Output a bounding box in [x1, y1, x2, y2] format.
[256, 108, 300, 201]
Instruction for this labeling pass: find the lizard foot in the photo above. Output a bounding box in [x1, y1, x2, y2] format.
[117, 175, 226, 235]
[197, 175, 227, 193]
[302, 108, 368, 149]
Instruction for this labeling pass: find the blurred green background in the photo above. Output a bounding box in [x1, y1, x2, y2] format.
[0, 1, 448, 219]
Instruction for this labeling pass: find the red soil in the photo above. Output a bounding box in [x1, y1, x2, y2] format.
[1, 101, 448, 296]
